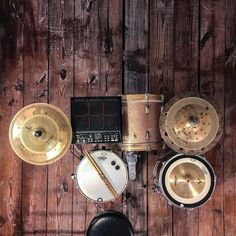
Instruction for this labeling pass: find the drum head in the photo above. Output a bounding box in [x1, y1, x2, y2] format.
[159, 154, 216, 209]
[87, 211, 134, 236]
[76, 150, 128, 202]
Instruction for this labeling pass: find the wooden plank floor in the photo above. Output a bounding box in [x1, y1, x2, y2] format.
[0, 0, 235, 235]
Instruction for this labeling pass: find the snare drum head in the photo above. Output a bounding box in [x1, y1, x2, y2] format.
[159, 154, 215, 209]
[76, 150, 128, 202]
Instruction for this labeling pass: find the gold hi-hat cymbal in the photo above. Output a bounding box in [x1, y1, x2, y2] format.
[9, 103, 72, 165]
[160, 92, 223, 155]
[168, 162, 206, 199]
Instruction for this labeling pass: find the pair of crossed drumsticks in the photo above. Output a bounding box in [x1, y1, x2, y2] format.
[83, 149, 118, 198]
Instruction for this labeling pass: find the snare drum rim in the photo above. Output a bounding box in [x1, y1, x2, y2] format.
[75, 150, 128, 203]
[122, 93, 163, 101]
[158, 154, 216, 209]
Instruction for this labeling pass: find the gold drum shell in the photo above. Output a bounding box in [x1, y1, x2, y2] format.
[122, 94, 163, 151]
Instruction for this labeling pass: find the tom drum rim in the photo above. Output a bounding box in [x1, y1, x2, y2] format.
[74, 150, 128, 203]
[158, 154, 216, 209]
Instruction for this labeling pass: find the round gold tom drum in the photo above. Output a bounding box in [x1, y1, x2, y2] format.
[122, 94, 163, 151]
[157, 154, 216, 209]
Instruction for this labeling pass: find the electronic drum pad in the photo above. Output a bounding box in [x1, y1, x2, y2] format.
[160, 92, 223, 155]
[9, 103, 72, 165]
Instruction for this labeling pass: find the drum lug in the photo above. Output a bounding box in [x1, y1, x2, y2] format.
[71, 173, 76, 180]
[145, 104, 150, 114]
[145, 131, 150, 141]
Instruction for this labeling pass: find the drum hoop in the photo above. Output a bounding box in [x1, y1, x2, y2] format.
[75, 150, 128, 203]
[158, 154, 216, 209]
[122, 93, 163, 101]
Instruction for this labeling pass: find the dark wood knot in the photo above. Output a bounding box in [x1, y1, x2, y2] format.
[60, 69, 67, 80]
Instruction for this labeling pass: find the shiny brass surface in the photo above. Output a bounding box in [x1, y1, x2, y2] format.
[9, 103, 72, 165]
[160, 93, 223, 155]
[168, 163, 206, 199]
[122, 94, 163, 151]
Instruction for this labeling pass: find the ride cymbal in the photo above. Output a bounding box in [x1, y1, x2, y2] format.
[160, 92, 223, 155]
[9, 103, 72, 165]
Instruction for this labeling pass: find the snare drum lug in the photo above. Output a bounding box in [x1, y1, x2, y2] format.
[71, 173, 76, 180]
[145, 104, 150, 114]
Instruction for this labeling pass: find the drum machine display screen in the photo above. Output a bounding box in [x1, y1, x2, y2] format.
[71, 96, 122, 144]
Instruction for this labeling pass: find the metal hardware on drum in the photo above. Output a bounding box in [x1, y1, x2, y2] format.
[160, 92, 223, 155]
[122, 94, 164, 152]
[9, 103, 72, 165]
[153, 153, 216, 209]
[124, 152, 139, 180]
[72, 150, 128, 203]
[83, 149, 118, 198]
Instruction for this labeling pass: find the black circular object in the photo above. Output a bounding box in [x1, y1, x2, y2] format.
[34, 130, 43, 137]
[115, 165, 120, 170]
[111, 161, 116, 166]
[87, 211, 134, 236]
[160, 155, 215, 209]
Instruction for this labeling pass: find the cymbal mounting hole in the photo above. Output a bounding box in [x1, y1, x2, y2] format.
[34, 130, 43, 137]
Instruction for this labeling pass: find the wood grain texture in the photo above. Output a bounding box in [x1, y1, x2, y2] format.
[0, 0, 234, 235]
[0, 1, 24, 235]
[224, 1, 236, 235]
[148, 0, 174, 235]
[123, 1, 148, 235]
[21, 1, 49, 234]
[47, 0, 74, 235]
[199, 1, 225, 236]
[172, 1, 200, 236]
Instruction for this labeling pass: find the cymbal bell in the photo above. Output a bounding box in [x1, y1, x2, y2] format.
[160, 92, 223, 155]
[168, 162, 206, 199]
[9, 103, 72, 165]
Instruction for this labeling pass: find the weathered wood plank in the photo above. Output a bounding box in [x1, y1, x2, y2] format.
[224, 1, 236, 235]
[0, 1, 24, 235]
[172, 1, 200, 236]
[21, 0, 48, 234]
[148, 0, 174, 235]
[47, 0, 74, 235]
[98, 0, 123, 96]
[199, 0, 225, 235]
[124, 0, 149, 95]
[73, 0, 101, 233]
[123, 0, 148, 235]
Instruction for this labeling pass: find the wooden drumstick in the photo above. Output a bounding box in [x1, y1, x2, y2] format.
[83, 149, 118, 199]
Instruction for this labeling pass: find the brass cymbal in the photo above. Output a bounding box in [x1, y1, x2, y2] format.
[168, 162, 206, 199]
[9, 103, 72, 165]
[160, 92, 223, 155]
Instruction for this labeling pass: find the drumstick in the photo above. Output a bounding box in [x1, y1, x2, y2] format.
[83, 149, 118, 199]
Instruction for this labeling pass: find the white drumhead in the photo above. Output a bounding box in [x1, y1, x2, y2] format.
[75, 150, 128, 202]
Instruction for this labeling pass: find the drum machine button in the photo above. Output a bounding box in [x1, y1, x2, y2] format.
[111, 161, 116, 166]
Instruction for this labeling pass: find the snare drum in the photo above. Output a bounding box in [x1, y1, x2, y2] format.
[73, 150, 128, 203]
[122, 94, 163, 151]
[156, 154, 216, 209]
